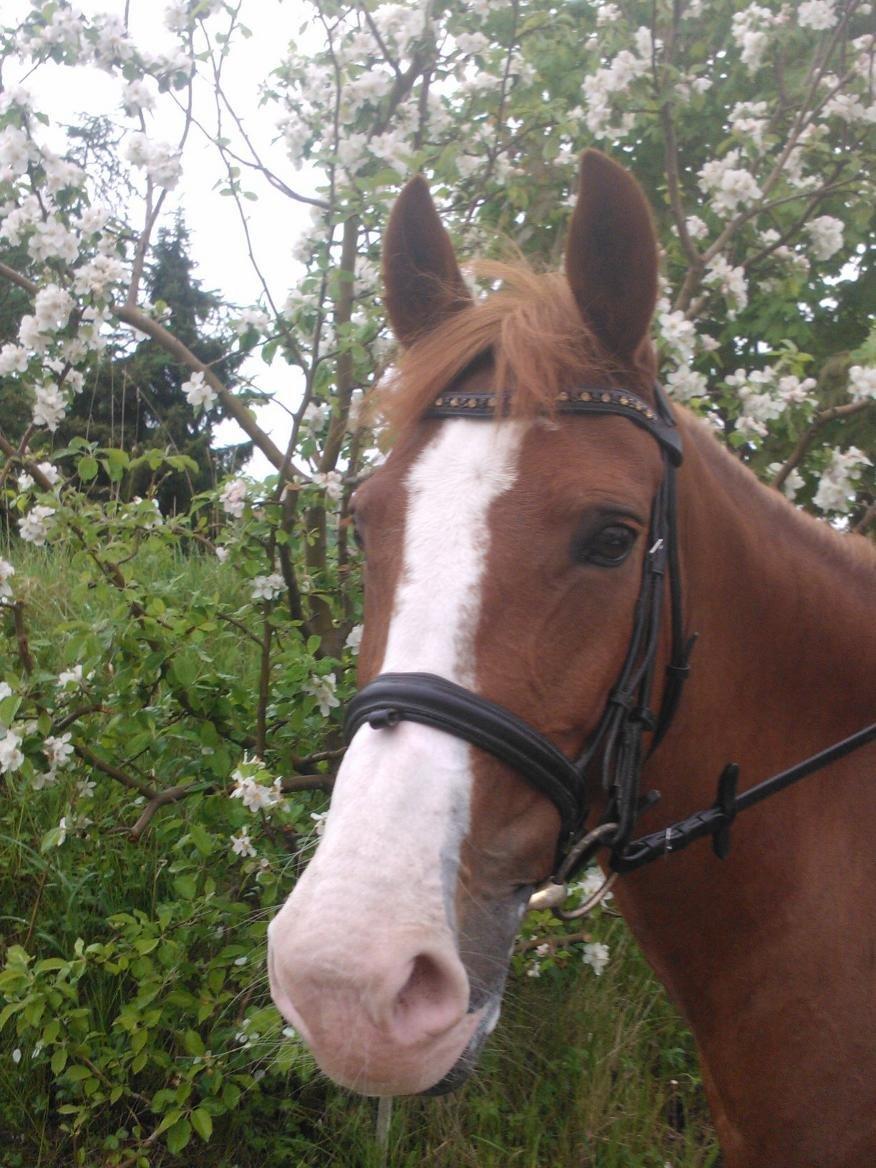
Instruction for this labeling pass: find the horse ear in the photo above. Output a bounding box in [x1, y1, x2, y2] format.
[565, 150, 658, 362]
[383, 175, 471, 347]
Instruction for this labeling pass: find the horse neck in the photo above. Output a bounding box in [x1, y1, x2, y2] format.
[628, 406, 875, 947]
[666, 413, 875, 781]
[626, 414, 876, 1163]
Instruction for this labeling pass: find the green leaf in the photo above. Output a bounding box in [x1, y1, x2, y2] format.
[172, 874, 197, 900]
[182, 1029, 205, 1056]
[191, 1107, 213, 1142]
[51, 1047, 67, 1074]
[77, 455, 99, 482]
[189, 823, 215, 856]
[166, 1117, 192, 1154]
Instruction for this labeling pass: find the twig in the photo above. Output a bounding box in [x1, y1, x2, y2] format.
[11, 601, 35, 675]
[72, 740, 157, 800]
[515, 929, 592, 955]
[127, 781, 210, 840]
[771, 399, 873, 490]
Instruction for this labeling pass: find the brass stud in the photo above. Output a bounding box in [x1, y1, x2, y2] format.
[580, 390, 592, 401]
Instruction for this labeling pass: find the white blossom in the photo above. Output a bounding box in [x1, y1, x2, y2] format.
[731, 4, 781, 72]
[344, 624, 363, 653]
[122, 79, 156, 114]
[41, 154, 84, 195]
[250, 573, 284, 601]
[455, 32, 489, 55]
[124, 134, 182, 190]
[657, 310, 696, 362]
[230, 826, 257, 858]
[57, 665, 85, 688]
[798, 0, 837, 30]
[806, 215, 843, 262]
[301, 401, 329, 433]
[698, 150, 762, 217]
[312, 470, 344, 501]
[0, 125, 31, 180]
[685, 215, 709, 241]
[73, 254, 126, 296]
[76, 777, 96, 799]
[848, 365, 876, 402]
[822, 92, 875, 123]
[183, 370, 217, 410]
[305, 673, 340, 717]
[230, 768, 282, 813]
[0, 730, 24, 774]
[0, 343, 28, 374]
[43, 733, 74, 769]
[813, 447, 872, 513]
[33, 284, 74, 332]
[19, 504, 56, 546]
[728, 100, 769, 149]
[0, 560, 15, 602]
[582, 941, 610, 976]
[704, 256, 748, 313]
[220, 479, 247, 518]
[27, 218, 78, 264]
[665, 367, 708, 402]
[32, 384, 66, 431]
[233, 308, 270, 335]
[768, 463, 805, 501]
[310, 810, 328, 837]
[32, 769, 59, 791]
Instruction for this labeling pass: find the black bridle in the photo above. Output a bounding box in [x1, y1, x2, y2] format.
[344, 384, 876, 889]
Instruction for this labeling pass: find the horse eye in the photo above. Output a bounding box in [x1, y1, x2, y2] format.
[574, 523, 637, 567]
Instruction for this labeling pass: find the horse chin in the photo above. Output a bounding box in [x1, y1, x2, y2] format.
[420, 995, 502, 1096]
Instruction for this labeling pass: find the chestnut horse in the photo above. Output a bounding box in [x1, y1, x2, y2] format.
[268, 151, 876, 1167]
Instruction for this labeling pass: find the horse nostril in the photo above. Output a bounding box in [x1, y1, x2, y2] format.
[391, 950, 469, 1043]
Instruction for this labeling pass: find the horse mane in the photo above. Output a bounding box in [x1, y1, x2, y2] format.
[375, 259, 626, 433]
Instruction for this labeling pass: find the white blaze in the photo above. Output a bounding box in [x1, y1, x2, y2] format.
[273, 419, 527, 944]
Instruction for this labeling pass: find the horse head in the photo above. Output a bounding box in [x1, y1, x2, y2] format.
[268, 150, 673, 1096]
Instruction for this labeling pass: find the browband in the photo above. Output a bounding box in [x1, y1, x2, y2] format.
[424, 386, 683, 467]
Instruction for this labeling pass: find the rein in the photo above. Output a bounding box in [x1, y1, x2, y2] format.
[344, 384, 875, 911]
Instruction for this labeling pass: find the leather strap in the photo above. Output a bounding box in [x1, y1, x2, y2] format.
[345, 672, 583, 837]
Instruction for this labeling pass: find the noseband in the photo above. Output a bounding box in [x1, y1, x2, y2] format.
[345, 384, 694, 879]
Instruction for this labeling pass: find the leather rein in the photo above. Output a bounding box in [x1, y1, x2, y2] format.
[344, 384, 876, 911]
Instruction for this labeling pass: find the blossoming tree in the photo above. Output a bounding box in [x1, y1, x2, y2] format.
[0, 0, 873, 1162]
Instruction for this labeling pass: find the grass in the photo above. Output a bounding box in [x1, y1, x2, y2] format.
[0, 537, 720, 1167]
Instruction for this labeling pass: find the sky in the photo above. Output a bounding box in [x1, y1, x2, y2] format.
[6, 0, 323, 476]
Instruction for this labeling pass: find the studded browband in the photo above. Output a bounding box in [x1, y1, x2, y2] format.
[424, 385, 684, 467]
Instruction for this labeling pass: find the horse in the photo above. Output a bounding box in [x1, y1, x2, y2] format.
[267, 150, 876, 1167]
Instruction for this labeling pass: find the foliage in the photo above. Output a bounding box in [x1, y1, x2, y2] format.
[0, 0, 873, 1163]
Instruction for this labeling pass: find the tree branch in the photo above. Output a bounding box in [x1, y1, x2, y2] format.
[771, 399, 874, 490]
